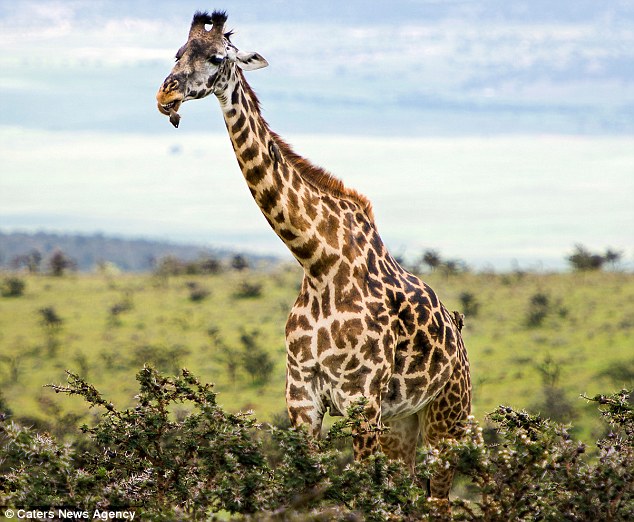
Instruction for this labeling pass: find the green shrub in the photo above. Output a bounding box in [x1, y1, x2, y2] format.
[459, 291, 480, 318]
[234, 280, 263, 299]
[1, 277, 26, 297]
[38, 306, 64, 357]
[240, 330, 274, 386]
[526, 292, 550, 327]
[1, 368, 631, 521]
[185, 281, 210, 302]
[131, 344, 190, 374]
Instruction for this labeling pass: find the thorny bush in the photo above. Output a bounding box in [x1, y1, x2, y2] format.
[0, 368, 632, 521]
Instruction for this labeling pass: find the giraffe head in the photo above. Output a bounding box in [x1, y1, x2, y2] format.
[156, 10, 268, 127]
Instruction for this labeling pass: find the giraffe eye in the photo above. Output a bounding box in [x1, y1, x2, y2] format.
[208, 55, 224, 66]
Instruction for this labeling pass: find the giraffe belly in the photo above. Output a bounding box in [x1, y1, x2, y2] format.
[380, 386, 439, 421]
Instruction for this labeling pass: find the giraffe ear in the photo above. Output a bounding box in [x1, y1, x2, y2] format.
[235, 51, 268, 71]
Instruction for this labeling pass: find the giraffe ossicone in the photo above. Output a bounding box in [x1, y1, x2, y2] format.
[157, 9, 471, 499]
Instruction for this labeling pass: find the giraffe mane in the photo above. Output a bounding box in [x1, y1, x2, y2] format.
[237, 70, 375, 223]
[272, 133, 375, 222]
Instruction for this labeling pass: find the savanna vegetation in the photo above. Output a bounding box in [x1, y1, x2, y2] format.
[0, 245, 632, 519]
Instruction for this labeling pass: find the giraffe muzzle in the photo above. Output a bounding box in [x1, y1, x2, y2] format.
[156, 96, 183, 128]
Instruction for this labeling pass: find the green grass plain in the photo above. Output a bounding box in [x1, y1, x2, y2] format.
[0, 266, 632, 444]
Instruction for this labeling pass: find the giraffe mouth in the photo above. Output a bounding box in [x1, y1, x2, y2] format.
[157, 100, 182, 128]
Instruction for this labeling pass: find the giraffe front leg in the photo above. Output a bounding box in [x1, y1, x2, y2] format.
[285, 370, 324, 437]
[286, 402, 324, 437]
[349, 397, 383, 460]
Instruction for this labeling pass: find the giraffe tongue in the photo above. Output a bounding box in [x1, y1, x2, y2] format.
[169, 109, 181, 128]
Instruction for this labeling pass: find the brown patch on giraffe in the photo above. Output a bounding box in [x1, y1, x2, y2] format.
[288, 383, 310, 401]
[316, 215, 341, 250]
[428, 348, 449, 377]
[321, 285, 332, 317]
[444, 327, 457, 356]
[423, 283, 439, 307]
[288, 407, 314, 427]
[308, 252, 339, 279]
[288, 207, 310, 231]
[230, 83, 241, 105]
[290, 236, 319, 260]
[332, 260, 350, 284]
[341, 219, 364, 263]
[341, 365, 372, 394]
[412, 295, 432, 325]
[398, 305, 417, 336]
[302, 193, 319, 220]
[382, 334, 395, 366]
[360, 336, 383, 365]
[331, 318, 364, 349]
[386, 377, 403, 403]
[279, 227, 299, 242]
[311, 297, 321, 322]
[408, 350, 430, 374]
[296, 286, 311, 307]
[307, 363, 328, 386]
[317, 327, 331, 355]
[286, 189, 299, 209]
[352, 264, 368, 287]
[321, 353, 347, 373]
[241, 143, 260, 163]
[273, 210, 285, 224]
[344, 353, 361, 371]
[287, 365, 301, 382]
[258, 186, 280, 214]
[233, 125, 250, 148]
[369, 369, 387, 395]
[286, 312, 311, 334]
[288, 334, 312, 363]
[230, 111, 246, 134]
[291, 171, 303, 192]
[366, 301, 389, 323]
[332, 264, 363, 313]
[367, 248, 379, 276]
[404, 373, 429, 393]
[365, 274, 383, 298]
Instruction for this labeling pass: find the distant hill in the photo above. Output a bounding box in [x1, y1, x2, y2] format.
[0, 231, 278, 272]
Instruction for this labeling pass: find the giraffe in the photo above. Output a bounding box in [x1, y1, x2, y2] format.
[156, 10, 471, 498]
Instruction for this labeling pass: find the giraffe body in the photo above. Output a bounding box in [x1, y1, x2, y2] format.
[157, 10, 471, 498]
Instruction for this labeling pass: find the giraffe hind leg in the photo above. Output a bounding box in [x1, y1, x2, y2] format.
[379, 414, 420, 472]
[419, 362, 471, 499]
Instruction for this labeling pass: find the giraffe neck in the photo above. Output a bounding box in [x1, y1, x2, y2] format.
[217, 68, 377, 281]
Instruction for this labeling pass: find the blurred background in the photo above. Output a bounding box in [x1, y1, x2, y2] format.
[1, 0, 633, 269]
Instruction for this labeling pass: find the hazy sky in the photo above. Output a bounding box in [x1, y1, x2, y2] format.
[1, 0, 633, 269]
